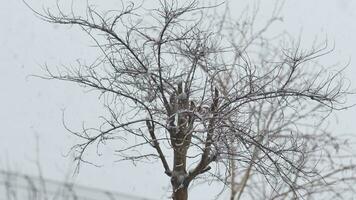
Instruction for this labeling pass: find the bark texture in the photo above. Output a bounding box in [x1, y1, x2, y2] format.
[172, 187, 188, 200]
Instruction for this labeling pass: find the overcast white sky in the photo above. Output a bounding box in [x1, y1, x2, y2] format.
[0, 0, 356, 199]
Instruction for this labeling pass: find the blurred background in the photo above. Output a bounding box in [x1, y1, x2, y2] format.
[0, 0, 355, 199]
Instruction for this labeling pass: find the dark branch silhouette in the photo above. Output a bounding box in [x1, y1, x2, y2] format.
[26, 0, 355, 199]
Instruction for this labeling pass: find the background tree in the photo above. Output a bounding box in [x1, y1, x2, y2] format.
[206, 3, 356, 200]
[27, 0, 355, 199]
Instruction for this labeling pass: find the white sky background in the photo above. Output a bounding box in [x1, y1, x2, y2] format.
[0, 0, 356, 199]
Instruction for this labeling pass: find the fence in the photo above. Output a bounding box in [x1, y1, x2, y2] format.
[0, 170, 152, 200]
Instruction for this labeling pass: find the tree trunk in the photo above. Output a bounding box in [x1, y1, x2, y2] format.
[172, 187, 188, 200]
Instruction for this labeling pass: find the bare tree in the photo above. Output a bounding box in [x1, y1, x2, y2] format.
[26, 0, 355, 199]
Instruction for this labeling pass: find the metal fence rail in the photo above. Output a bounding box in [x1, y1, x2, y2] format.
[0, 170, 153, 200]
